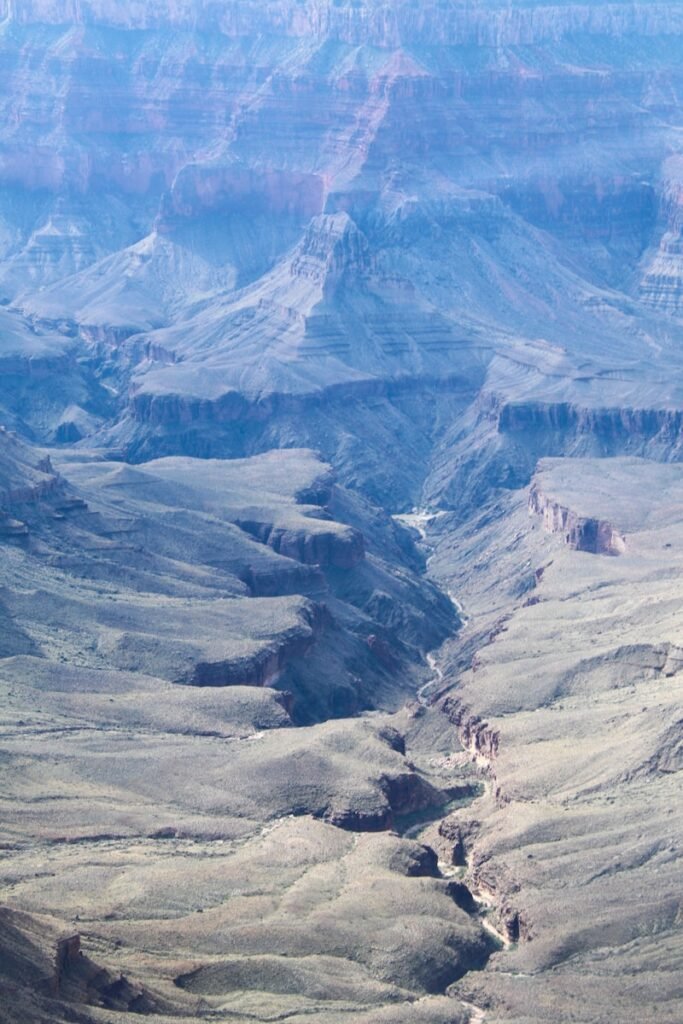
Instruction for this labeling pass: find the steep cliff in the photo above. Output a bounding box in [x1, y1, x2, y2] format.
[528, 482, 626, 555]
[639, 155, 683, 314]
[1, 0, 682, 467]
[2, 5, 683, 1024]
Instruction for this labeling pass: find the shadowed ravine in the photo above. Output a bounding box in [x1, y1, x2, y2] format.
[1, 2, 683, 1022]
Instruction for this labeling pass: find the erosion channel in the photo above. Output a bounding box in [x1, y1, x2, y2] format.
[1, 2, 683, 1021]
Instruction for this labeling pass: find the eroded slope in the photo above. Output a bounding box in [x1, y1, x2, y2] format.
[422, 457, 683, 1023]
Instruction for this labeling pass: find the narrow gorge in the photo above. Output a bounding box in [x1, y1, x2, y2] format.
[0, 2, 682, 1023]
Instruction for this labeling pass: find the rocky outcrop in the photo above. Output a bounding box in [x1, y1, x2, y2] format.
[639, 156, 683, 314]
[181, 603, 328, 688]
[438, 817, 480, 869]
[381, 769, 445, 817]
[442, 696, 501, 765]
[321, 803, 394, 832]
[0, 908, 161, 1020]
[433, 811, 530, 946]
[322, 768, 444, 833]
[0, 432, 64, 519]
[466, 859, 531, 945]
[0, 437, 90, 541]
[128, 374, 475, 433]
[235, 517, 365, 569]
[290, 214, 372, 291]
[528, 482, 626, 555]
[53, 933, 81, 996]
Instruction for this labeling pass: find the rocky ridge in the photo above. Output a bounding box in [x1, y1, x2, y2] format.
[0, 4, 683, 1024]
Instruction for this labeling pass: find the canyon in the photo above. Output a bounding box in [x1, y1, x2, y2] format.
[0, 2, 682, 1023]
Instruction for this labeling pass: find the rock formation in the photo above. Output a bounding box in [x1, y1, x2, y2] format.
[528, 481, 627, 555]
[0, 4, 683, 1024]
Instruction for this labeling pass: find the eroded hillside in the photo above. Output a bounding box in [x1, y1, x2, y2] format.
[0, 3, 682, 1023]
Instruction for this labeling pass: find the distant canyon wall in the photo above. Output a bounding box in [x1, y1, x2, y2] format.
[0, 0, 680, 217]
[3, 1, 683, 46]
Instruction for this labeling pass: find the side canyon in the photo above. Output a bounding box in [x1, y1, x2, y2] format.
[0, 3, 682, 1023]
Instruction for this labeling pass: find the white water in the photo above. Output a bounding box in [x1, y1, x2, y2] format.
[448, 589, 470, 628]
[393, 507, 450, 541]
[396, 508, 470, 707]
[416, 651, 444, 706]
[397, 506, 509, 980]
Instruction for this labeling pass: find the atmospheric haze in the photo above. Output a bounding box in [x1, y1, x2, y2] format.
[0, 3, 682, 1023]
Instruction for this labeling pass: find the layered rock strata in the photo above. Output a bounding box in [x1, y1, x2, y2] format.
[528, 482, 626, 555]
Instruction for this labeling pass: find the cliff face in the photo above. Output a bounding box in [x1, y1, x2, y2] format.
[1, 0, 682, 483]
[182, 601, 326, 688]
[0, 433, 56, 502]
[3, 8, 683, 1024]
[236, 517, 365, 569]
[0, 908, 161, 1019]
[528, 481, 626, 555]
[3, 1, 683, 45]
[639, 157, 683, 314]
[0, 2, 677, 274]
